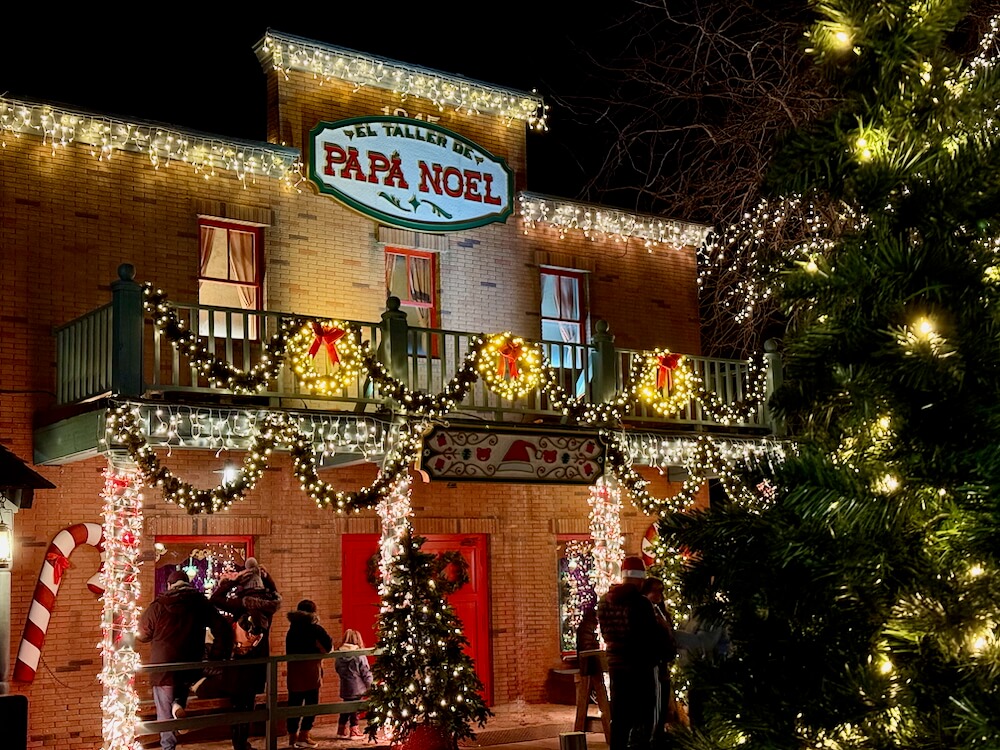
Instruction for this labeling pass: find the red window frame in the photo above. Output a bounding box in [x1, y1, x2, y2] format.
[386, 246, 439, 356]
[197, 218, 264, 340]
[385, 247, 438, 325]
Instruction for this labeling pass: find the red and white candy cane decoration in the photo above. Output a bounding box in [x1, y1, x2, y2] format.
[13, 522, 105, 683]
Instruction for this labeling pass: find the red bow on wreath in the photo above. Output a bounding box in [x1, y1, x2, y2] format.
[46, 552, 71, 585]
[308, 323, 346, 365]
[497, 342, 522, 380]
[656, 353, 682, 390]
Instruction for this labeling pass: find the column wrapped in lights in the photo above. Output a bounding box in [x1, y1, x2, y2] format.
[588, 476, 624, 599]
[376, 475, 414, 592]
[98, 465, 143, 750]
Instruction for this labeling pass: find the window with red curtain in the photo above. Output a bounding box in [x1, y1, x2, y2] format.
[198, 219, 263, 338]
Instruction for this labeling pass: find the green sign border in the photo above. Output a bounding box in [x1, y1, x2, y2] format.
[309, 116, 514, 232]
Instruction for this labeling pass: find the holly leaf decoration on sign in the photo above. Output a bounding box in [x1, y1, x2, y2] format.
[379, 192, 411, 212]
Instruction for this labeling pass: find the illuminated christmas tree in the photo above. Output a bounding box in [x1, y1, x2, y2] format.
[665, 2, 1000, 748]
[365, 531, 491, 749]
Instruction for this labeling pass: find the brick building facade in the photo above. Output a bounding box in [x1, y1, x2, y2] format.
[0, 31, 771, 749]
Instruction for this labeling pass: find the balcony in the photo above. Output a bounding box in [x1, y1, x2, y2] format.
[41, 265, 780, 465]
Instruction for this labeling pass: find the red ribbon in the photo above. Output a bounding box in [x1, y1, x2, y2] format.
[46, 552, 71, 585]
[497, 342, 522, 380]
[308, 323, 346, 365]
[656, 353, 682, 390]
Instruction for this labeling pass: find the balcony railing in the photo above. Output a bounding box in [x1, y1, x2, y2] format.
[52, 265, 779, 433]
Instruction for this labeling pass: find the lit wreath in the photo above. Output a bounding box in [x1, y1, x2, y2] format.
[365, 549, 470, 594]
[288, 320, 363, 394]
[476, 332, 543, 400]
[637, 349, 693, 417]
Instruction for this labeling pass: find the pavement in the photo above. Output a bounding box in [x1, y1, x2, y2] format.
[151, 702, 610, 750]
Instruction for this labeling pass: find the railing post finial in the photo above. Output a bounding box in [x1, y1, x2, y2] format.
[380, 296, 409, 382]
[111, 264, 144, 398]
[592, 320, 616, 404]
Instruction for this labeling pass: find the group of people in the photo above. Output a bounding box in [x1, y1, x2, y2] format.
[584, 555, 683, 750]
[137, 558, 373, 750]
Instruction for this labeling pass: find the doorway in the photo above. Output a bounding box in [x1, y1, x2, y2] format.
[341, 533, 493, 704]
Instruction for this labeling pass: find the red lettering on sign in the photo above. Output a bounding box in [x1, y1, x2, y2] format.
[483, 173, 501, 206]
[367, 151, 390, 184]
[324, 144, 346, 176]
[443, 167, 463, 198]
[340, 147, 366, 182]
[418, 161, 442, 194]
[464, 171, 483, 202]
[385, 154, 409, 189]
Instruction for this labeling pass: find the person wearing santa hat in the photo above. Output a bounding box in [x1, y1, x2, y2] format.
[597, 555, 674, 750]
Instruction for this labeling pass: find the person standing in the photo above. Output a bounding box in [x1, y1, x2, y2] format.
[211, 559, 281, 750]
[285, 600, 334, 749]
[335, 629, 373, 738]
[597, 556, 673, 750]
[138, 569, 234, 750]
[639, 577, 678, 740]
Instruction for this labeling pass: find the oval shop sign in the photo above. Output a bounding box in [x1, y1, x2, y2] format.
[309, 116, 514, 232]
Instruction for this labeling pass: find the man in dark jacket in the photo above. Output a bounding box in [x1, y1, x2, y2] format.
[138, 569, 233, 750]
[597, 556, 673, 750]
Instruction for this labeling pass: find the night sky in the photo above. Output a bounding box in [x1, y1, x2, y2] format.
[4, 5, 631, 200]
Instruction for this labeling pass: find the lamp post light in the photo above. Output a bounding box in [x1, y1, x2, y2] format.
[0, 445, 56, 696]
[0, 520, 11, 569]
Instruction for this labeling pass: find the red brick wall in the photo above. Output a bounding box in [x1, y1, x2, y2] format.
[4, 450, 689, 748]
[0, 63, 706, 749]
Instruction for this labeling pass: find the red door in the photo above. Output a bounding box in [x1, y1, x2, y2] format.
[341, 533, 493, 705]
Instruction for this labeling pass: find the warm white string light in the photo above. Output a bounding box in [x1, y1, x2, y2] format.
[588, 476, 624, 599]
[0, 97, 303, 189]
[98, 465, 143, 750]
[519, 192, 711, 249]
[143, 403, 391, 457]
[376, 475, 415, 592]
[259, 31, 547, 129]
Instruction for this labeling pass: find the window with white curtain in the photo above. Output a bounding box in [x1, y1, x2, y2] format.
[385, 247, 438, 355]
[540, 268, 587, 367]
[198, 219, 262, 338]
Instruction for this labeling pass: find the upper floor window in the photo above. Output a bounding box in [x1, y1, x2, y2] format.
[541, 268, 588, 368]
[198, 219, 263, 338]
[541, 268, 587, 343]
[386, 247, 438, 356]
[386, 247, 437, 327]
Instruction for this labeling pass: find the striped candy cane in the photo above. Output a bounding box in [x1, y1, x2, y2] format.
[12, 522, 105, 683]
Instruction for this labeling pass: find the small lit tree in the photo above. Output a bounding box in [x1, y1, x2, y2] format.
[365, 531, 491, 749]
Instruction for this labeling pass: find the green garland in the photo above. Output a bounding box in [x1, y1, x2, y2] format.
[109, 401, 762, 518]
[147, 285, 771, 425]
[108, 405, 277, 514]
[108, 405, 424, 515]
[131, 285, 775, 515]
[144, 285, 298, 393]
